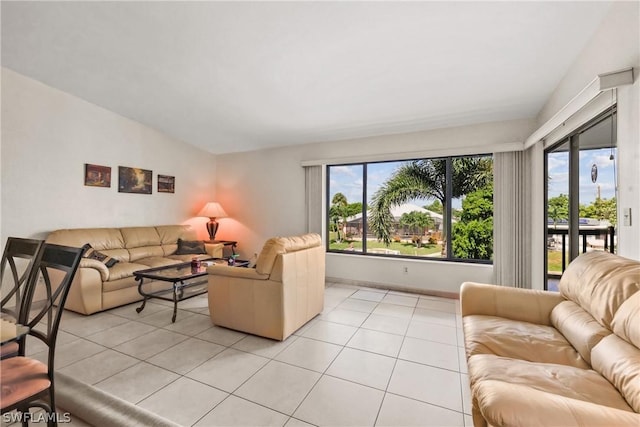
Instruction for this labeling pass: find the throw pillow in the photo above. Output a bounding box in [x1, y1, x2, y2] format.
[82, 244, 119, 268]
[175, 239, 207, 255]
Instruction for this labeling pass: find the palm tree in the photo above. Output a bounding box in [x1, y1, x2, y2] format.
[549, 205, 560, 229]
[331, 193, 348, 242]
[399, 211, 434, 247]
[369, 158, 492, 255]
[548, 194, 568, 229]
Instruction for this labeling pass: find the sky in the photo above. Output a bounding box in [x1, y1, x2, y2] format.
[329, 161, 438, 207]
[329, 161, 454, 209]
[328, 164, 365, 205]
[329, 148, 617, 216]
[548, 147, 617, 204]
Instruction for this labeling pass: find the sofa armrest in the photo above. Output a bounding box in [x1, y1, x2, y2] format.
[79, 258, 109, 281]
[206, 265, 269, 280]
[205, 243, 224, 258]
[461, 282, 563, 326]
[63, 268, 104, 314]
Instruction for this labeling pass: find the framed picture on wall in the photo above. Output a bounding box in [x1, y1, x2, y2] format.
[118, 166, 152, 194]
[157, 175, 175, 193]
[84, 164, 111, 188]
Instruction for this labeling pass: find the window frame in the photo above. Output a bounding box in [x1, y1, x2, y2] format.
[543, 107, 617, 288]
[325, 154, 493, 265]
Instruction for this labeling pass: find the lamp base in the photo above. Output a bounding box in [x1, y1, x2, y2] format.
[206, 218, 220, 240]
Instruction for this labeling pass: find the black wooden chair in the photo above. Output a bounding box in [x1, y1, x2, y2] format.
[1, 237, 45, 360]
[0, 243, 83, 426]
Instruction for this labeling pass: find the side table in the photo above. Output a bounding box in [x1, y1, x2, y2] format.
[207, 240, 237, 256]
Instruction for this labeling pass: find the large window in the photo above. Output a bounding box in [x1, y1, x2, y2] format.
[327, 154, 493, 263]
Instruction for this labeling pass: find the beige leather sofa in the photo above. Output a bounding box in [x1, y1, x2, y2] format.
[461, 251, 639, 427]
[46, 225, 222, 315]
[207, 233, 325, 340]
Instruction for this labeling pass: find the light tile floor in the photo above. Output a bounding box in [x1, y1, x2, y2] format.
[23, 283, 473, 427]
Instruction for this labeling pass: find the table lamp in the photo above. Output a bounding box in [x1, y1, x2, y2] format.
[197, 202, 227, 240]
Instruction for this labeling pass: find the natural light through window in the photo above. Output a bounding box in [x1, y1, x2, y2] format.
[327, 155, 494, 263]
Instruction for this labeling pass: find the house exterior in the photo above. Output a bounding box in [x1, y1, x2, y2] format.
[345, 203, 445, 240]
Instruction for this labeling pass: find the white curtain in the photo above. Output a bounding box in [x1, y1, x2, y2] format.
[304, 165, 323, 235]
[493, 149, 532, 288]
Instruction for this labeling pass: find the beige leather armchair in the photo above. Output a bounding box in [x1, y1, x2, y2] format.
[207, 233, 325, 340]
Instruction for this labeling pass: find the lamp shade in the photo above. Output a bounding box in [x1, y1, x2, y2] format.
[197, 202, 227, 219]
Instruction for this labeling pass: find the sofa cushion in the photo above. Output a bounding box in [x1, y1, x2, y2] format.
[468, 354, 634, 412]
[129, 246, 165, 262]
[611, 290, 640, 348]
[473, 379, 640, 427]
[591, 334, 640, 412]
[134, 257, 181, 269]
[550, 300, 611, 365]
[559, 251, 640, 330]
[156, 225, 196, 245]
[121, 227, 161, 249]
[99, 248, 130, 263]
[46, 228, 124, 251]
[106, 262, 150, 282]
[460, 282, 562, 326]
[463, 315, 589, 368]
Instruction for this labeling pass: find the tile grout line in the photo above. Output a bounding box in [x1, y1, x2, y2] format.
[55, 284, 465, 426]
[371, 299, 415, 426]
[282, 294, 379, 425]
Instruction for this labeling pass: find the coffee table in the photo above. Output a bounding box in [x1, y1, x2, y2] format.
[133, 258, 248, 322]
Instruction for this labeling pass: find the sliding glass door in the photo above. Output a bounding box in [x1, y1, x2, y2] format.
[544, 109, 617, 290]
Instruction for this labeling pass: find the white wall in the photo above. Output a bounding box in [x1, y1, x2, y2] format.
[537, 2, 639, 125]
[616, 78, 640, 259]
[529, 1, 640, 279]
[1, 69, 218, 242]
[216, 118, 534, 295]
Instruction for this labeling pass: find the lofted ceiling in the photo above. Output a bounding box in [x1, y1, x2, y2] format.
[1, 1, 612, 154]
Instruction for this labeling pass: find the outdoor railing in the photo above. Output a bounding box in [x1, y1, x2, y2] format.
[547, 225, 615, 273]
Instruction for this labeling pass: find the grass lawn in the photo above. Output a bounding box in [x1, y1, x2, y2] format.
[330, 239, 442, 256]
[547, 250, 567, 274]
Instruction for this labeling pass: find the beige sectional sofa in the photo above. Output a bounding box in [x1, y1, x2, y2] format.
[207, 233, 324, 340]
[461, 251, 640, 426]
[46, 225, 222, 315]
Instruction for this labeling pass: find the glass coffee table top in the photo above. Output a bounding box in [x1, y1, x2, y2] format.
[134, 260, 212, 281]
[133, 258, 249, 322]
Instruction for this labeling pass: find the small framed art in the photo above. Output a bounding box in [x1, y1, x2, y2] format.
[157, 175, 175, 193]
[118, 166, 152, 194]
[84, 164, 111, 188]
